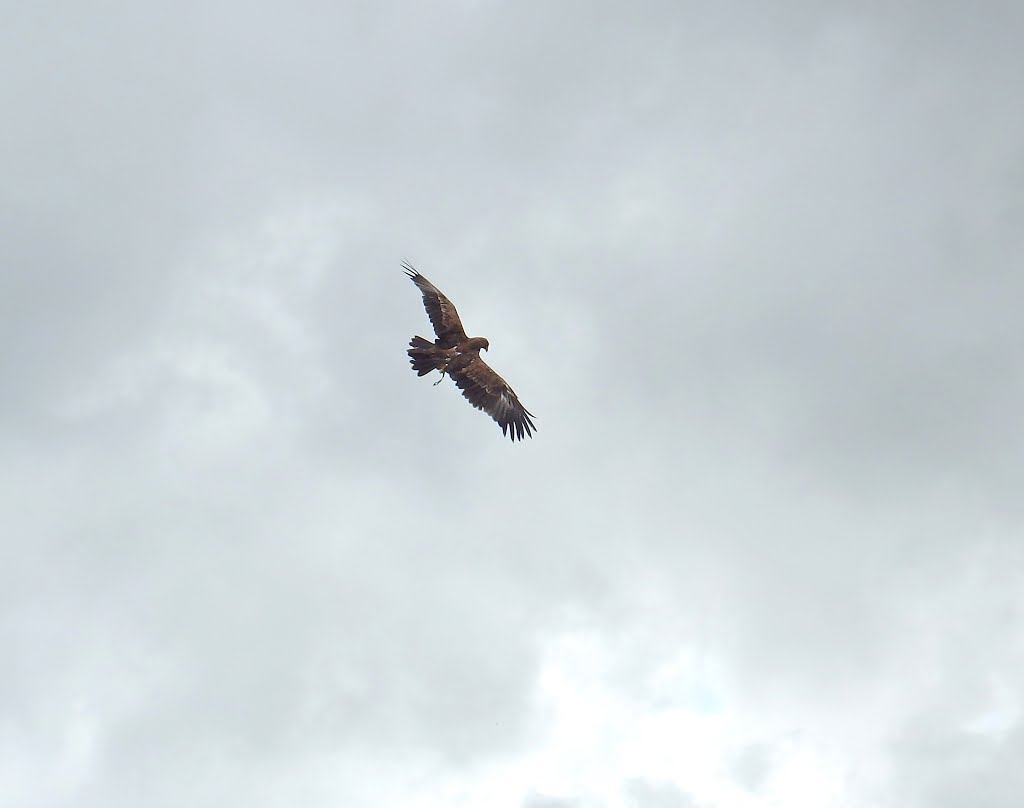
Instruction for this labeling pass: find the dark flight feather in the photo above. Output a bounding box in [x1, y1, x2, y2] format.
[402, 262, 468, 348]
[447, 352, 537, 441]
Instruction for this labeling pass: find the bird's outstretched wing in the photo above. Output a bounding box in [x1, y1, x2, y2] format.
[403, 262, 468, 348]
[447, 352, 537, 441]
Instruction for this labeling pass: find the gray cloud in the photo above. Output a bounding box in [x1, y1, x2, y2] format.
[624, 778, 699, 808]
[3, 1, 1022, 807]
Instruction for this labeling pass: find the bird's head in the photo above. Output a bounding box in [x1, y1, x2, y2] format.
[465, 337, 489, 352]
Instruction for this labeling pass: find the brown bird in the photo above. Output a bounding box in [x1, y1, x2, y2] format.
[404, 262, 537, 441]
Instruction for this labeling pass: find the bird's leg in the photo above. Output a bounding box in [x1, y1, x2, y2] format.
[433, 370, 446, 386]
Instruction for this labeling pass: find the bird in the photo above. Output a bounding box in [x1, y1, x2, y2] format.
[403, 262, 537, 441]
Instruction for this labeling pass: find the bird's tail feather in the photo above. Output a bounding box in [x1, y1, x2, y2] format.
[408, 336, 444, 376]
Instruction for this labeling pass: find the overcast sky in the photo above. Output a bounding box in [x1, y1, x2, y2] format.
[3, 2, 1023, 806]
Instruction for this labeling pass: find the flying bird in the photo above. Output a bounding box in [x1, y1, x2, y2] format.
[404, 262, 537, 441]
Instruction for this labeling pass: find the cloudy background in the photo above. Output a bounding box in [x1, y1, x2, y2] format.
[3, 1, 1023, 806]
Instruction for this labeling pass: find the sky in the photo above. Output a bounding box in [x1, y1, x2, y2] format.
[3, 1, 1023, 806]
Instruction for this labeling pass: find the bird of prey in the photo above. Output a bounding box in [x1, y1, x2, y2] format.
[404, 262, 537, 441]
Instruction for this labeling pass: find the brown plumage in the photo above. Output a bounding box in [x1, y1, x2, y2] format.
[404, 262, 537, 442]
